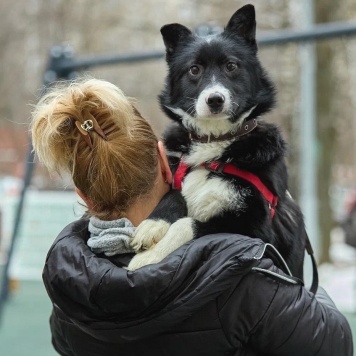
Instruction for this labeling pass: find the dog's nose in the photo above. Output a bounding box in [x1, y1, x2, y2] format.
[206, 92, 225, 113]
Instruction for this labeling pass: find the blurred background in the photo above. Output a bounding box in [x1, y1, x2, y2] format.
[0, 0, 356, 354]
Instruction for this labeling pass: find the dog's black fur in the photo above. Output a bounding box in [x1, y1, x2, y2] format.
[133, 4, 306, 278]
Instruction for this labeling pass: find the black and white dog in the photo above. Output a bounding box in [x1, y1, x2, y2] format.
[128, 4, 307, 279]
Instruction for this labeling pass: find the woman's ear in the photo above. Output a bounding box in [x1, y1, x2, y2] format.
[157, 141, 173, 184]
[75, 187, 94, 209]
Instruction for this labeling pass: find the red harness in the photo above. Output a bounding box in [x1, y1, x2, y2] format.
[173, 160, 278, 217]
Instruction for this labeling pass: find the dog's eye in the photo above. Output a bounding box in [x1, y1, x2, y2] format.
[189, 65, 201, 76]
[226, 62, 238, 72]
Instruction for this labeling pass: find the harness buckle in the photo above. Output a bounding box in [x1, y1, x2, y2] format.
[205, 161, 225, 175]
[268, 196, 278, 218]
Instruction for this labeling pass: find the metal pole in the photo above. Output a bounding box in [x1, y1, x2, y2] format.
[0, 147, 35, 324]
[0, 47, 62, 324]
[299, 1, 319, 261]
[51, 21, 356, 74]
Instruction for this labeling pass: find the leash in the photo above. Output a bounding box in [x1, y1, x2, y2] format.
[285, 191, 319, 294]
[304, 230, 319, 294]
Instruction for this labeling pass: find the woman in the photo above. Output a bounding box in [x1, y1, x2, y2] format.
[31, 78, 353, 356]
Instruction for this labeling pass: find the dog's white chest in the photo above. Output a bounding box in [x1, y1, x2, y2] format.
[182, 168, 245, 222]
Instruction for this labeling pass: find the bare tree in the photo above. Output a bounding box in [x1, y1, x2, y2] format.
[315, 0, 340, 264]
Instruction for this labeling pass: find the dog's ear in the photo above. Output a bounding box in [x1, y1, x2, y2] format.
[161, 24, 193, 58]
[225, 4, 256, 48]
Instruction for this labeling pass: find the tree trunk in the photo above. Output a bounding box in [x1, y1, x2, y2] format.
[315, 0, 339, 264]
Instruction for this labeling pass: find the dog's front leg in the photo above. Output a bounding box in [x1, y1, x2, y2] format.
[127, 217, 195, 270]
[130, 189, 187, 252]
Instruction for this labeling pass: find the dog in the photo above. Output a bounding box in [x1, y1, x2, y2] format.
[128, 4, 307, 279]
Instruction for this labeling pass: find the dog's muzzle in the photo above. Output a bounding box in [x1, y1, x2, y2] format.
[206, 92, 225, 114]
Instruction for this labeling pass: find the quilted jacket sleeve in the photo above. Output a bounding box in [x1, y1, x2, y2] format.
[219, 258, 353, 356]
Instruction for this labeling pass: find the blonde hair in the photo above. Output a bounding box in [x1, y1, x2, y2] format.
[31, 78, 159, 220]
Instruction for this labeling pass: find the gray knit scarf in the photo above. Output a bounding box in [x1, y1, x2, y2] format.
[87, 216, 136, 256]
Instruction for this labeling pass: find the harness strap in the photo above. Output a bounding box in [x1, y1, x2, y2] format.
[173, 160, 278, 217]
[203, 161, 278, 217]
[172, 158, 319, 294]
[172, 161, 190, 190]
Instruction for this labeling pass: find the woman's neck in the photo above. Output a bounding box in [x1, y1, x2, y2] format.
[125, 179, 170, 226]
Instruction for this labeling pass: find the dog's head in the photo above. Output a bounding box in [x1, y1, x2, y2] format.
[159, 4, 276, 136]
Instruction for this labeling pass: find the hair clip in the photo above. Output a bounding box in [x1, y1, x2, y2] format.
[74, 110, 108, 148]
[75, 120, 93, 148]
[81, 120, 94, 132]
[84, 110, 108, 141]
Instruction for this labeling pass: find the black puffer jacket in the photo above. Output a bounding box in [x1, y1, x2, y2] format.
[43, 218, 353, 356]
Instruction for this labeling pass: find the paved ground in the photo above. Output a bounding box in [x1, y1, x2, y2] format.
[0, 280, 56, 356]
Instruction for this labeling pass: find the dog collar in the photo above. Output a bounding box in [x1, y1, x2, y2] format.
[189, 119, 257, 143]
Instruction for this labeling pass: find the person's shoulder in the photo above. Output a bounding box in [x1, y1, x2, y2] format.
[45, 216, 90, 261]
[55, 216, 89, 242]
[187, 233, 265, 260]
[175, 233, 267, 278]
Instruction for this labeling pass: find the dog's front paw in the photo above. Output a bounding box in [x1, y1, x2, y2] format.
[131, 219, 171, 252]
[127, 217, 195, 270]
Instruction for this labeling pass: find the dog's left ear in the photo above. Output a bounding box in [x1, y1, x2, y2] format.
[161, 23, 193, 59]
[225, 4, 257, 49]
